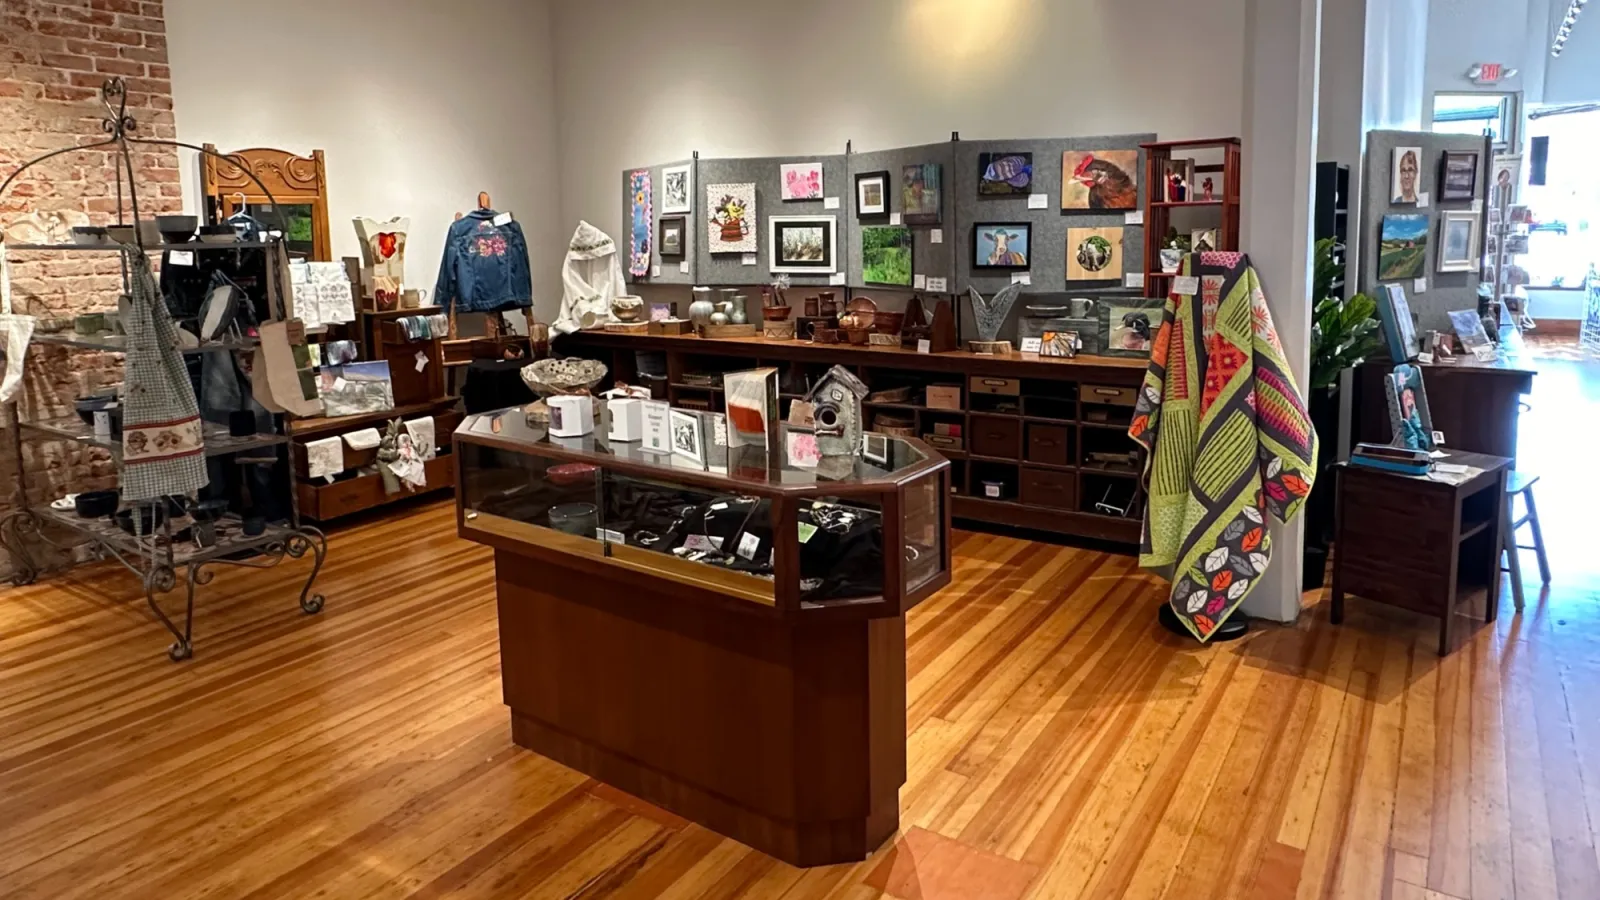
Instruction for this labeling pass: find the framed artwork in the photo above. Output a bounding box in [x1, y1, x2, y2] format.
[1491, 154, 1522, 205]
[658, 215, 685, 257]
[1385, 364, 1435, 452]
[628, 169, 652, 277]
[1391, 146, 1422, 204]
[768, 215, 837, 274]
[1377, 283, 1419, 362]
[670, 408, 705, 465]
[1062, 149, 1139, 210]
[978, 151, 1033, 196]
[902, 163, 942, 225]
[1159, 158, 1194, 203]
[972, 222, 1031, 270]
[706, 182, 756, 253]
[649, 302, 673, 321]
[661, 163, 692, 214]
[1438, 151, 1479, 201]
[780, 162, 824, 201]
[855, 170, 889, 217]
[1099, 297, 1164, 358]
[862, 224, 913, 286]
[1448, 308, 1493, 356]
[1437, 210, 1479, 272]
[1377, 214, 1429, 281]
[1191, 228, 1219, 253]
[1066, 226, 1124, 281]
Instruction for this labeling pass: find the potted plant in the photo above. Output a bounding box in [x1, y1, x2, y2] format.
[1303, 237, 1383, 588]
[1159, 228, 1190, 273]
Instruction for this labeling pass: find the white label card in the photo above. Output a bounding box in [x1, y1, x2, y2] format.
[679, 260, 690, 274]
[1416, 193, 1430, 209]
[333, 377, 348, 391]
[1020, 337, 1043, 353]
[1174, 275, 1200, 294]
[415, 351, 429, 372]
[1011, 272, 1031, 285]
[1471, 199, 1483, 212]
[168, 250, 195, 267]
[889, 213, 903, 226]
[917, 339, 932, 354]
[823, 196, 840, 209]
[797, 522, 818, 544]
[1418, 352, 1435, 365]
[1472, 345, 1498, 362]
[1125, 211, 1145, 225]
[1413, 277, 1428, 294]
[742, 253, 757, 266]
[1028, 193, 1049, 209]
[931, 229, 944, 244]
[492, 212, 513, 226]
[925, 277, 947, 292]
[829, 272, 846, 285]
[737, 531, 761, 560]
[684, 534, 722, 552]
[912, 274, 927, 289]
[1125, 273, 1145, 289]
[651, 264, 661, 277]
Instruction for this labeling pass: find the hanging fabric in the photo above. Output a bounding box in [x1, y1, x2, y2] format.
[553, 220, 625, 335]
[120, 247, 209, 502]
[1129, 252, 1318, 641]
[1, 240, 36, 403]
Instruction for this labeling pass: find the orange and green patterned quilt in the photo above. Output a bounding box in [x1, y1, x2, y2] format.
[1129, 252, 1318, 641]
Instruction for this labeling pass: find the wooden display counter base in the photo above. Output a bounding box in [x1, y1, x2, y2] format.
[492, 549, 905, 867]
[604, 321, 650, 334]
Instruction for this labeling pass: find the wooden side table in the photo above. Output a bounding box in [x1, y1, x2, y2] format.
[1331, 451, 1512, 655]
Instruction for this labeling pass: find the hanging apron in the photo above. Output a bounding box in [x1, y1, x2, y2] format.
[120, 248, 209, 502]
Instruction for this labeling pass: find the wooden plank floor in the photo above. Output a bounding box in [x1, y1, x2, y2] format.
[1, 500, 1596, 899]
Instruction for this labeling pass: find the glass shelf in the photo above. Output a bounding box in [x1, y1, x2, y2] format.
[31, 331, 258, 353]
[20, 415, 287, 457]
[37, 504, 299, 567]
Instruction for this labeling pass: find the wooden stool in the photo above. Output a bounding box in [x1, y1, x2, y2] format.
[1502, 471, 1550, 612]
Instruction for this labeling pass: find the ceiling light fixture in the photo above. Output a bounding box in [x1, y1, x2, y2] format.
[1554, 0, 1588, 56]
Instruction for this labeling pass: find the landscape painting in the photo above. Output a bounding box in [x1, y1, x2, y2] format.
[1378, 214, 1430, 281]
[1061, 149, 1140, 210]
[862, 224, 913, 286]
[902, 163, 942, 225]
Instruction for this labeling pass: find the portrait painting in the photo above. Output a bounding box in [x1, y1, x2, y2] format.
[1391, 146, 1423, 204]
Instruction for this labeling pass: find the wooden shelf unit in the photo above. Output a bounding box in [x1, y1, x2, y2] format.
[561, 331, 1148, 545]
[1140, 137, 1243, 298]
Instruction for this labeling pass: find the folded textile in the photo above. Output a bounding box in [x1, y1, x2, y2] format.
[343, 427, 382, 451]
[403, 416, 436, 460]
[306, 436, 345, 479]
[0, 313, 35, 403]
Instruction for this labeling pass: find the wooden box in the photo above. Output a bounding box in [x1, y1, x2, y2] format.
[1083, 384, 1138, 407]
[970, 415, 1021, 459]
[1026, 423, 1072, 467]
[1021, 468, 1077, 510]
[923, 433, 964, 452]
[700, 323, 758, 339]
[969, 376, 1021, 396]
[925, 385, 963, 410]
[651, 319, 694, 335]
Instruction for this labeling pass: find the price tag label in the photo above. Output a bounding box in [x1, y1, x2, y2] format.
[492, 212, 513, 226]
[650, 264, 661, 277]
[1413, 277, 1428, 294]
[889, 213, 903, 226]
[1125, 210, 1145, 225]
[917, 339, 932, 354]
[1415, 193, 1430, 209]
[829, 272, 846, 285]
[1174, 275, 1200, 294]
[1028, 193, 1048, 210]
[1020, 337, 1043, 353]
[823, 196, 840, 209]
[415, 350, 429, 372]
[742, 253, 757, 266]
[925, 277, 947, 292]
[931, 229, 943, 244]
[1011, 272, 1031, 285]
[912, 274, 927, 289]
[168, 250, 195, 267]
[1125, 273, 1145, 289]
[737, 531, 761, 560]
[679, 260, 690, 274]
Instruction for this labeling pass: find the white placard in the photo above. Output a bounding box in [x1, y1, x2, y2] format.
[679, 260, 690, 274]
[912, 274, 927, 289]
[1011, 272, 1032, 285]
[1125, 273, 1145, 289]
[916, 339, 932, 354]
[1418, 351, 1435, 365]
[492, 212, 513, 226]
[1125, 210, 1145, 225]
[1416, 193, 1430, 209]
[1028, 193, 1048, 210]
[737, 531, 761, 560]
[1019, 337, 1044, 353]
[1413, 277, 1428, 294]
[925, 277, 947, 292]
[823, 196, 840, 209]
[414, 351, 429, 372]
[931, 229, 943, 244]
[332, 377, 348, 391]
[1173, 275, 1200, 295]
[168, 250, 195, 267]
[829, 272, 846, 285]
[741, 253, 757, 266]
[650, 264, 661, 277]
[889, 213, 903, 226]
[1471, 199, 1483, 212]
[1471, 345, 1498, 362]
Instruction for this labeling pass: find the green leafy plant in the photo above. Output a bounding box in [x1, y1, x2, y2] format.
[1163, 227, 1191, 251]
[1308, 238, 1383, 391]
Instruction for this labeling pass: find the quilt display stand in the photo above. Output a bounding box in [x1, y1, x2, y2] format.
[0, 77, 330, 661]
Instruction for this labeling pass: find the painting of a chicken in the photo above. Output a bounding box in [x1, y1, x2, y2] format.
[1061, 150, 1140, 210]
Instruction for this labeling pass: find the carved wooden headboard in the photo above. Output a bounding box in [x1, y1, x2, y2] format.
[201, 144, 331, 260]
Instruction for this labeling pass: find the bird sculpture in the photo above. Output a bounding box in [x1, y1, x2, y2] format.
[1071, 154, 1139, 210]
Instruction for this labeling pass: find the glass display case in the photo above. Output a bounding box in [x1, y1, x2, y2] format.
[454, 405, 951, 616]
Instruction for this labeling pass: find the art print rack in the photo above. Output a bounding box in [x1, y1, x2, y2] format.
[0, 78, 330, 662]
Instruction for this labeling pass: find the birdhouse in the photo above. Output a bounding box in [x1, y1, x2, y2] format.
[805, 365, 869, 457]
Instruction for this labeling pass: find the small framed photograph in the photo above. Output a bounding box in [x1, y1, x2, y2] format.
[780, 162, 824, 201]
[649, 302, 673, 322]
[972, 222, 1031, 270]
[1160, 158, 1195, 203]
[855, 170, 889, 217]
[861, 431, 890, 465]
[1392, 146, 1423, 204]
[661, 163, 693, 214]
[669, 408, 704, 465]
[1437, 211, 1479, 272]
[1099, 297, 1164, 358]
[1438, 150, 1479, 201]
[657, 215, 685, 257]
[768, 215, 838, 274]
[1191, 228, 1219, 253]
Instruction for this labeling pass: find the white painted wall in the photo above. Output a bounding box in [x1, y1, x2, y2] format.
[551, 0, 1249, 258]
[1423, 0, 1532, 111]
[1364, 0, 1429, 130]
[1545, 2, 1600, 102]
[164, 0, 562, 307]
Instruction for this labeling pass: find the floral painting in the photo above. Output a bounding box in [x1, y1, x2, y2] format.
[628, 169, 652, 277]
[781, 162, 824, 201]
[707, 182, 757, 253]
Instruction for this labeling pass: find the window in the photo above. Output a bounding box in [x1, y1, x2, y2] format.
[1431, 92, 1516, 148]
[1518, 105, 1600, 289]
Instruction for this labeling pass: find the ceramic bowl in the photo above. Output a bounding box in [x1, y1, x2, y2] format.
[74, 490, 119, 519]
[71, 226, 109, 245]
[611, 295, 644, 322]
[105, 225, 136, 244]
[197, 224, 236, 245]
[156, 215, 197, 244]
[520, 357, 609, 398]
[762, 305, 793, 321]
[73, 312, 106, 335]
[115, 505, 167, 534]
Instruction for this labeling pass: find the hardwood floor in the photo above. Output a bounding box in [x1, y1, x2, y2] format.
[1, 500, 1596, 899]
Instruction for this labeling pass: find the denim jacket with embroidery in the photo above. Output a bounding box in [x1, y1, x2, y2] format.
[433, 210, 533, 313]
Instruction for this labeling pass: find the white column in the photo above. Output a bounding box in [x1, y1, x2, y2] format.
[1240, 0, 1323, 621]
[1365, 0, 1430, 130]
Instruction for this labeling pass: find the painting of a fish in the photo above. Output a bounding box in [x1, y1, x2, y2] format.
[978, 152, 1033, 196]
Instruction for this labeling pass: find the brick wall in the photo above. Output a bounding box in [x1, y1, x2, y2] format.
[0, 0, 177, 571]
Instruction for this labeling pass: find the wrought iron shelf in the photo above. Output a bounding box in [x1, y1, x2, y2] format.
[31, 331, 259, 353]
[18, 415, 288, 457]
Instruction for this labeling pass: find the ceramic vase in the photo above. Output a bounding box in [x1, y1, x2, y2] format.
[688, 287, 715, 328]
[729, 295, 748, 325]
